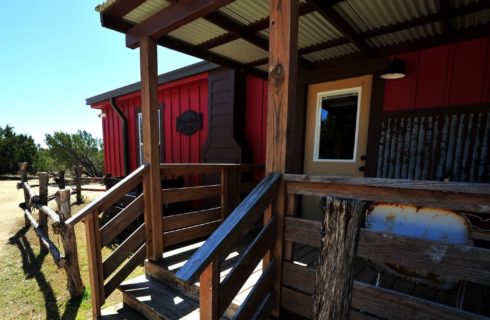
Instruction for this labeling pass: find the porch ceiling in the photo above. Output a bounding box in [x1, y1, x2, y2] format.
[97, 0, 490, 77]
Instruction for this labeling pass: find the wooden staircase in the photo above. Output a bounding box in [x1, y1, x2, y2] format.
[111, 237, 255, 320]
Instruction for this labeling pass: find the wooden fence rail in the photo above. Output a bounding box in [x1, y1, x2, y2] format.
[282, 174, 490, 320]
[16, 163, 84, 298]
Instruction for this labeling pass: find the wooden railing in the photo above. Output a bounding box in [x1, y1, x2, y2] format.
[69, 163, 264, 318]
[65, 164, 149, 319]
[159, 163, 264, 250]
[281, 174, 490, 319]
[176, 172, 281, 320]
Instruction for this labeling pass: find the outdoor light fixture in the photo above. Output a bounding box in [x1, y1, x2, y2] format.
[98, 111, 107, 118]
[380, 59, 406, 79]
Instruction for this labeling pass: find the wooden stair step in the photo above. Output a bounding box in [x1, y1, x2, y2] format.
[120, 274, 203, 320]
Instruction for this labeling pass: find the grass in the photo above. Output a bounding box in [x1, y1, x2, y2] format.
[0, 188, 144, 320]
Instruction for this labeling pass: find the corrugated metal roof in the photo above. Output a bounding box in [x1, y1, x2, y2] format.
[219, 0, 270, 25]
[210, 39, 268, 64]
[123, 0, 172, 24]
[454, 8, 490, 30]
[335, 0, 439, 33]
[303, 43, 359, 62]
[168, 18, 228, 46]
[298, 12, 343, 49]
[367, 22, 442, 48]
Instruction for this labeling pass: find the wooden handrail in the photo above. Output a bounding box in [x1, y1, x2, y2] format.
[284, 174, 490, 213]
[176, 172, 281, 284]
[65, 163, 149, 226]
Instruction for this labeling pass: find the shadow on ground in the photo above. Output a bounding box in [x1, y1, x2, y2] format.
[8, 226, 83, 320]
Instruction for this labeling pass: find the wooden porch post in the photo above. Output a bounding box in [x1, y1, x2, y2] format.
[140, 37, 163, 261]
[265, 0, 299, 317]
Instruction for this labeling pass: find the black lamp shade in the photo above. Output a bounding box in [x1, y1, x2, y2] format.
[380, 59, 406, 79]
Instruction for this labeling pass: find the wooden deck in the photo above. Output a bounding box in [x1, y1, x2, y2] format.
[104, 237, 490, 319]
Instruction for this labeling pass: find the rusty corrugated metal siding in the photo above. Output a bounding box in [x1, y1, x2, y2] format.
[377, 107, 490, 182]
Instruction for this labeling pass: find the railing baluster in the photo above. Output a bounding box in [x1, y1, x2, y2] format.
[85, 210, 105, 318]
[200, 256, 220, 320]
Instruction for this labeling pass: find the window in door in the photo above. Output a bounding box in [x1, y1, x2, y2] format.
[313, 88, 361, 162]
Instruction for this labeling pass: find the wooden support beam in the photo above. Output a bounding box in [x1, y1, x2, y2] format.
[265, 0, 299, 317]
[199, 256, 220, 320]
[101, 0, 145, 18]
[307, 0, 372, 55]
[157, 36, 267, 79]
[140, 37, 163, 261]
[200, 3, 315, 50]
[126, 0, 235, 48]
[440, 0, 453, 41]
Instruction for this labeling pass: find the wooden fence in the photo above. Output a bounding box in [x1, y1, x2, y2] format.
[17, 163, 84, 298]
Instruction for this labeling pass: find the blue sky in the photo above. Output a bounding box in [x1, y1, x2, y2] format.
[0, 1, 200, 147]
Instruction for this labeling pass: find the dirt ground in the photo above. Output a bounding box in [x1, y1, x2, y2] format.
[0, 179, 104, 247]
[0, 179, 28, 244]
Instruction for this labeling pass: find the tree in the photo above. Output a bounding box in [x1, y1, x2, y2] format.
[45, 130, 103, 177]
[0, 125, 38, 174]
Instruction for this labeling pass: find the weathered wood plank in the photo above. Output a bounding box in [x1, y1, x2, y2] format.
[100, 194, 144, 247]
[66, 164, 148, 226]
[313, 198, 367, 319]
[38, 172, 49, 253]
[285, 217, 490, 286]
[351, 281, 488, 320]
[163, 207, 221, 232]
[219, 217, 276, 315]
[104, 244, 146, 298]
[102, 224, 146, 278]
[285, 176, 490, 213]
[234, 259, 275, 320]
[161, 184, 221, 204]
[175, 173, 281, 284]
[282, 261, 315, 295]
[284, 216, 322, 247]
[163, 220, 221, 248]
[358, 229, 490, 286]
[281, 286, 312, 319]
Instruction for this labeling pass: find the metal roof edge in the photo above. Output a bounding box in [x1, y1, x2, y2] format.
[86, 61, 220, 105]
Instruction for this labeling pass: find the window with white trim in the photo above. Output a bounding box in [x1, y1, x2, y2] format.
[313, 88, 361, 162]
[138, 109, 161, 165]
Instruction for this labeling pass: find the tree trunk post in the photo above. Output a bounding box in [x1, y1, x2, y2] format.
[57, 189, 85, 298]
[58, 170, 66, 189]
[74, 166, 82, 204]
[38, 172, 50, 254]
[313, 197, 368, 320]
[19, 162, 30, 227]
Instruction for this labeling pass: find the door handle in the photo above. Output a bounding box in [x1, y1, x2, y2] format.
[358, 166, 366, 172]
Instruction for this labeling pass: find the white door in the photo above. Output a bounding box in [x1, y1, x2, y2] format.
[302, 75, 373, 219]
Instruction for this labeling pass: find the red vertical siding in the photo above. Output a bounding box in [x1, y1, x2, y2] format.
[245, 75, 268, 164]
[94, 73, 208, 177]
[383, 37, 490, 111]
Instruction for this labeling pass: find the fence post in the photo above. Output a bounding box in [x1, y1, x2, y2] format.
[58, 170, 66, 189]
[57, 189, 85, 298]
[19, 162, 30, 227]
[74, 166, 82, 204]
[313, 198, 368, 320]
[38, 172, 49, 254]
